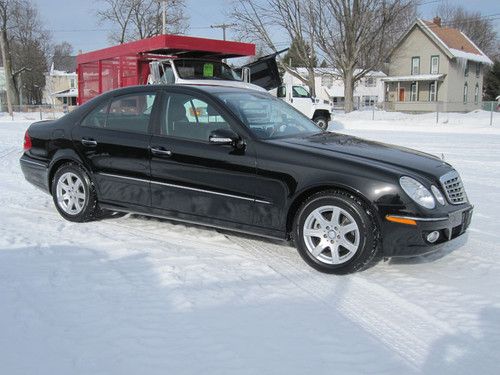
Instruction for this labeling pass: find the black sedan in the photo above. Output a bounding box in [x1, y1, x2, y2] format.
[20, 85, 473, 274]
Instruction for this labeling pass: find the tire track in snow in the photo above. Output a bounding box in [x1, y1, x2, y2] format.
[226, 235, 498, 373]
[0, 147, 17, 159]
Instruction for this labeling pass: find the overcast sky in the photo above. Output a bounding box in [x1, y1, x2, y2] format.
[32, 0, 500, 54]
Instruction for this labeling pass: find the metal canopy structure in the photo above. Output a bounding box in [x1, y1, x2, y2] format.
[76, 34, 256, 104]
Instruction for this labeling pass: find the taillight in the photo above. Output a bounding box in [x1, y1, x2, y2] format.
[23, 130, 32, 151]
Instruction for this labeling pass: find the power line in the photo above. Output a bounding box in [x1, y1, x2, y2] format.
[210, 23, 237, 41]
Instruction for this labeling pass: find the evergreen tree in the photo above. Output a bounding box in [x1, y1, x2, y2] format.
[483, 61, 499, 101]
[282, 36, 317, 68]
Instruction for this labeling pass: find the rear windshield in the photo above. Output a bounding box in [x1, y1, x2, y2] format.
[175, 59, 241, 81]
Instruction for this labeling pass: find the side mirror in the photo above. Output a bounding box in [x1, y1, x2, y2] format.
[277, 85, 286, 98]
[209, 128, 240, 147]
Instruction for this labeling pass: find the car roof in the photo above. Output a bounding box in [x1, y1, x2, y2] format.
[102, 84, 264, 97]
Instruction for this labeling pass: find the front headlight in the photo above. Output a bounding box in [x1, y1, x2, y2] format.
[400, 176, 436, 209]
[431, 185, 446, 205]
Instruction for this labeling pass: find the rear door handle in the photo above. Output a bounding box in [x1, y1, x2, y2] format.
[150, 147, 172, 157]
[81, 138, 97, 147]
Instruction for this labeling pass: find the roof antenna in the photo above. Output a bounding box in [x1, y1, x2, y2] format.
[441, 153, 445, 161]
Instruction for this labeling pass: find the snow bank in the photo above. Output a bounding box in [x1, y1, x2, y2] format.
[330, 109, 500, 134]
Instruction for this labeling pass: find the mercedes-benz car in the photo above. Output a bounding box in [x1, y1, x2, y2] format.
[20, 85, 473, 274]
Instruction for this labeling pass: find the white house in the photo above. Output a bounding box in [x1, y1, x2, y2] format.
[43, 63, 78, 107]
[283, 68, 386, 109]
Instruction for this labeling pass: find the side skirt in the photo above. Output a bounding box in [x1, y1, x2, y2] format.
[100, 202, 288, 241]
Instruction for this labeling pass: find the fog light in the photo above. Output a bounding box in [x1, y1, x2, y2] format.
[426, 231, 440, 243]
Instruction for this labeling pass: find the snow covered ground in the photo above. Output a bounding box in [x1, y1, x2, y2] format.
[1, 111, 499, 374]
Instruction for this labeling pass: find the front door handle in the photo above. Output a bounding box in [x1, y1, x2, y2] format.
[150, 147, 172, 157]
[81, 138, 97, 147]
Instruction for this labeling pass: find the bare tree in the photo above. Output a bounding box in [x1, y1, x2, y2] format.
[231, 0, 319, 96]
[312, 0, 414, 112]
[52, 42, 75, 72]
[436, 2, 499, 60]
[9, 0, 50, 104]
[0, 0, 50, 112]
[97, 0, 189, 44]
[0, 0, 19, 114]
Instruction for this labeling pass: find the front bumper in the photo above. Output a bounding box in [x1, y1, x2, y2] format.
[381, 205, 473, 257]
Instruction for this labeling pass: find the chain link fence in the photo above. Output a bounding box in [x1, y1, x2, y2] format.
[0, 105, 77, 121]
[347, 101, 499, 125]
[2, 101, 499, 126]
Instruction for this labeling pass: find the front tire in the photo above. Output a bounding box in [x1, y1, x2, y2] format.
[313, 116, 329, 130]
[51, 163, 101, 222]
[292, 191, 379, 274]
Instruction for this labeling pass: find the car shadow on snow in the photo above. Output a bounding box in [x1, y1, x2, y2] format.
[100, 213, 466, 272]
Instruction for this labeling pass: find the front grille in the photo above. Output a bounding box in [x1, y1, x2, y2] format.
[440, 171, 467, 205]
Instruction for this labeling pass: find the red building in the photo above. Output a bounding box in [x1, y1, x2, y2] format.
[76, 34, 256, 105]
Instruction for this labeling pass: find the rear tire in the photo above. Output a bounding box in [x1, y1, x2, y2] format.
[292, 190, 379, 274]
[51, 163, 101, 222]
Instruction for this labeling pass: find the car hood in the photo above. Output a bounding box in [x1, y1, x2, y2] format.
[277, 132, 452, 178]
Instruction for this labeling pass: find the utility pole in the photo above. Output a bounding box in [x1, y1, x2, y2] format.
[162, 0, 167, 34]
[210, 23, 237, 41]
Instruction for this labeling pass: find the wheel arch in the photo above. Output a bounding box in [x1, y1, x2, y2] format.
[285, 183, 381, 238]
[47, 149, 90, 192]
[312, 109, 331, 121]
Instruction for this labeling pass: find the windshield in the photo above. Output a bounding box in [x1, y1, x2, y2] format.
[174, 59, 241, 81]
[215, 92, 323, 139]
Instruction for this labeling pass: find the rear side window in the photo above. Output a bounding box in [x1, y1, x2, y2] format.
[81, 92, 157, 134]
[107, 93, 156, 134]
[81, 101, 109, 128]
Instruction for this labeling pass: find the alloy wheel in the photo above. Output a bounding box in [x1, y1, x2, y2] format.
[303, 205, 360, 264]
[56, 172, 86, 215]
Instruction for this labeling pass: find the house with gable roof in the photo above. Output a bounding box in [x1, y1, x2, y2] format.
[383, 17, 493, 112]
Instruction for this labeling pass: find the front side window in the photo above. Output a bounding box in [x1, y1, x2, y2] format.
[474, 83, 479, 104]
[105, 93, 156, 133]
[292, 86, 311, 98]
[216, 91, 321, 139]
[430, 56, 439, 74]
[475, 63, 481, 78]
[463, 83, 468, 103]
[411, 57, 420, 75]
[410, 82, 418, 101]
[161, 93, 230, 141]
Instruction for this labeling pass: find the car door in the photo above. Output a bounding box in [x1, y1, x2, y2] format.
[289, 85, 313, 118]
[72, 90, 160, 207]
[149, 88, 258, 226]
